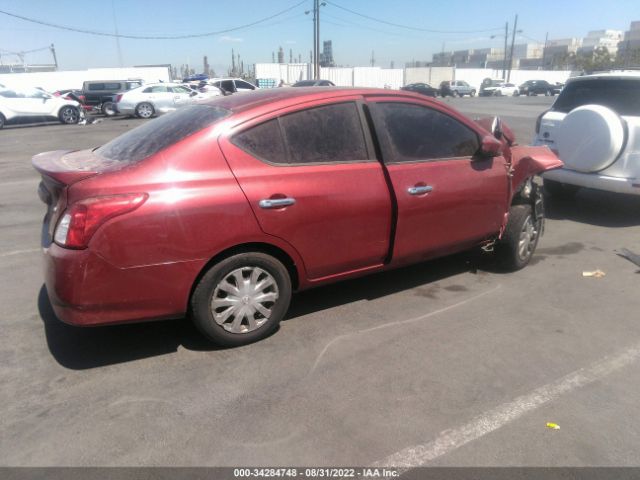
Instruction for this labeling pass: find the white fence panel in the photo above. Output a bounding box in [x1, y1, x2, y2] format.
[0, 66, 171, 92]
[353, 67, 403, 89]
[319, 67, 353, 86]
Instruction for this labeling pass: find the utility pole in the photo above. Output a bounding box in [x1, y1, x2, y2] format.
[49, 43, 58, 70]
[313, 0, 320, 79]
[502, 22, 508, 79]
[370, 50, 375, 67]
[541, 32, 549, 69]
[507, 14, 518, 82]
[231, 49, 235, 75]
[111, 0, 123, 67]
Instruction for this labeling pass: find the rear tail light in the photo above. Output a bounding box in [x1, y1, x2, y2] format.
[54, 193, 148, 249]
[79, 94, 86, 102]
[115, 94, 123, 103]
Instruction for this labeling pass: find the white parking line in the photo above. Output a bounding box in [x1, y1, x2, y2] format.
[372, 342, 640, 469]
[0, 248, 40, 258]
[311, 285, 502, 373]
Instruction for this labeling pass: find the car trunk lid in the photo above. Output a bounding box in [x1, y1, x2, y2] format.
[32, 149, 118, 245]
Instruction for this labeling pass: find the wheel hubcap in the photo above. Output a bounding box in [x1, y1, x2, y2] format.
[211, 266, 279, 334]
[518, 215, 538, 260]
[138, 105, 152, 117]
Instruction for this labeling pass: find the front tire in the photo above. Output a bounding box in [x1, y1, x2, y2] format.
[470, 90, 476, 97]
[58, 106, 80, 124]
[495, 205, 541, 271]
[135, 102, 155, 119]
[0, 113, 5, 129]
[190, 253, 292, 347]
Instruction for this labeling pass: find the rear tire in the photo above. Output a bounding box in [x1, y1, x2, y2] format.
[190, 252, 292, 347]
[101, 101, 116, 116]
[495, 204, 541, 271]
[470, 90, 476, 97]
[544, 179, 580, 198]
[453, 90, 460, 97]
[0, 113, 5, 129]
[135, 102, 155, 119]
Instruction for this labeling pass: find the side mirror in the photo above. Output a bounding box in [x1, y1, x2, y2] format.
[491, 116, 503, 139]
[479, 135, 503, 157]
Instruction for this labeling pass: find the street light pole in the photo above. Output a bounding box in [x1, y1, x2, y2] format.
[507, 14, 518, 82]
[502, 22, 508, 79]
[314, 0, 320, 79]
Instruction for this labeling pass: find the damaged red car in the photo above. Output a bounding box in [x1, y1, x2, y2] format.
[34, 88, 562, 346]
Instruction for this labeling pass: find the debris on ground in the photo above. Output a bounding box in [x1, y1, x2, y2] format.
[546, 422, 561, 430]
[582, 270, 606, 278]
[616, 248, 640, 271]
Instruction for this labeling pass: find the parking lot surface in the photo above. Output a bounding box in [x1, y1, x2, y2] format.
[2, 96, 640, 467]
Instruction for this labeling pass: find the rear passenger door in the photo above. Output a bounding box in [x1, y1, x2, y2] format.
[366, 98, 509, 264]
[219, 99, 392, 280]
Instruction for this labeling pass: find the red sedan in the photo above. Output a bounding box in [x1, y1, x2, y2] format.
[34, 88, 562, 346]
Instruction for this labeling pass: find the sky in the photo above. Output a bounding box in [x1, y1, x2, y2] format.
[0, 0, 638, 74]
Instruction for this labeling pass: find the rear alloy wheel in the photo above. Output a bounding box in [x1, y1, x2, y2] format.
[101, 101, 116, 116]
[544, 179, 580, 198]
[135, 102, 155, 119]
[190, 252, 292, 346]
[495, 204, 541, 271]
[58, 106, 80, 125]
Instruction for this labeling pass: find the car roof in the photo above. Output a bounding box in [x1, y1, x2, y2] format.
[200, 87, 443, 114]
[568, 71, 640, 81]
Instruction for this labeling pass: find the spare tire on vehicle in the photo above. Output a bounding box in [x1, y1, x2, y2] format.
[556, 104, 625, 173]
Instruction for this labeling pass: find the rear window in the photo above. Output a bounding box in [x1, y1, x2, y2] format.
[552, 78, 640, 116]
[96, 105, 230, 163]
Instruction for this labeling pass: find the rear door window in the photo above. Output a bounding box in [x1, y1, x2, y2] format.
[279, 102, 368, 164]
[552, 78, 640, 116]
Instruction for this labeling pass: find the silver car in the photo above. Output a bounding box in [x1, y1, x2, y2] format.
[115, 83, 198, 118]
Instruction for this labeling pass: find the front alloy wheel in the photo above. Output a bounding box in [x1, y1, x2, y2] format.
[495, 204, 541, 271]
[59, 106, 79, 124]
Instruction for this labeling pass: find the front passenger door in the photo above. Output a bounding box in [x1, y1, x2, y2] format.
[367, 99, 509, 264]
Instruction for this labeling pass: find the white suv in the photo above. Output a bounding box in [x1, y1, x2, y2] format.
[533, 72, 640, 196]
[209, 78, 257, 94]
[0, 85, 83, 129]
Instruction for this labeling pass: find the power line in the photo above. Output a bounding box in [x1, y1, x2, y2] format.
[325, 0, 503, 34]
[0, 46, 50, 55]
[0, 1, 307, 39]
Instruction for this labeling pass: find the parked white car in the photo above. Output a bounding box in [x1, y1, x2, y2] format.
[0, 85, 83, 129]
[493, 82, 519, 96]
[209, 78, 257, 94]
[533, 72, 640, 196]
[115, 82, 203, 118]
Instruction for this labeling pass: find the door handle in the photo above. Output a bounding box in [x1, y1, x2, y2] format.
[407, 185, 433, 195]
[258, 197, 296, 209]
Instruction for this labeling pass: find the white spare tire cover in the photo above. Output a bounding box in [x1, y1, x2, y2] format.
[556, 104, 625, 173]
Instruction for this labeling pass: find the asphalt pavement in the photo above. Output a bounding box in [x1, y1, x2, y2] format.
[2, 96, 640, 468]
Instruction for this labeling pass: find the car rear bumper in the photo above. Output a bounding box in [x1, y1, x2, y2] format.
[543, 169, 640, 195]
[42, 243, 203, 326]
